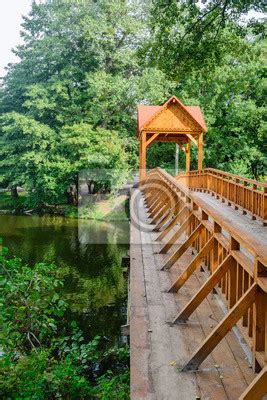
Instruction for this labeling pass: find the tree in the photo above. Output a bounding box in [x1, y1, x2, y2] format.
[0, 112, 58, 203]
[57, 123, 130, 202]
[141, 0, 266, 178]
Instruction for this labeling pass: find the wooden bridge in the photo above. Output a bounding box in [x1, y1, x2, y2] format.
[129, 97, 267, 399]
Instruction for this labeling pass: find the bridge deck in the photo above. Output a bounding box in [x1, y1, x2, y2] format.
[130, 188, 258, 400]
[192, 191, 266, 260]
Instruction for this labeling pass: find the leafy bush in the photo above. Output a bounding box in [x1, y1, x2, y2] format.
[0, 247, 129, 399]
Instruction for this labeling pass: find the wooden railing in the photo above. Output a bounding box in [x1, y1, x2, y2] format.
[176, 169, 267, 225]
[142, 168, 267, 398]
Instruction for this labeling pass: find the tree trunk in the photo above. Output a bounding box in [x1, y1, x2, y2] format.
[11, 186, 18, 199]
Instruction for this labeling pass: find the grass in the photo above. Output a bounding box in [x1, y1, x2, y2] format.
[78, 195, 129, 221]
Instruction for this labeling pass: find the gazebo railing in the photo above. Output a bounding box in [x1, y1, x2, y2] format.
[176, 169, 267, 225]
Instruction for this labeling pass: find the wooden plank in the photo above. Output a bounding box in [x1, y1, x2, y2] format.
[130, 189, 154, 399]
[138, 190, 199, 399]
[173, 255, 232, 323]
[168, 236, 215, 292]
[182, 283, 257, 371]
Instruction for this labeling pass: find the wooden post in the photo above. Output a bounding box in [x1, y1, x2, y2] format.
[139, 132, 146, 183]
[198, 132, 203, 171]
[186, 142, 191, 172]
[175, 143, 179, 175]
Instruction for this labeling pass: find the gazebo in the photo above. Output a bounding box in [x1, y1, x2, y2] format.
[137, 95, 207, 181]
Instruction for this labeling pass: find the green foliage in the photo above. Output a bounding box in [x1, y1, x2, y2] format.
[0, 251, 65, 352]
[0, 248, 129, 399]
[0, 0, 266, 208]
[0, 0, 175, 206]
[0, 191, 27, 211]
[143, 1, 266, 178]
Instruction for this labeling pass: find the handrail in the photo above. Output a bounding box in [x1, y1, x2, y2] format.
[188, 168, 267, 188]
[157, 167, 267, 262]
[176, 169, 267, 224]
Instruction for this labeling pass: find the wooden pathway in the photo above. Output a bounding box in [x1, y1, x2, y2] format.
[130, 170, 267, 400]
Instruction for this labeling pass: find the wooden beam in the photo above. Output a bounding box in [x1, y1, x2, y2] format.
[149, 193, 168, 218]
[156, 206, 189, 241]
[159, 213, 192, 254]
[186, 142, 191, 172]
[151, 202, 170, 224]
[173, 254, 232, 323]
[198, 132, 203, 170]
[147, 187, 167, 214]
[182, 283, 257, 372]
[154, 200, 182, 232]
[162, 223, 203, 270]
[147, 193, 162, 214]
[239, 366, 267, 400]
[252, 287, 267, 371]
[139, 132, 146, 183]
[186, 134, 197, 146]
[146, 133, 160, 147]
[168, 236, 215, 293]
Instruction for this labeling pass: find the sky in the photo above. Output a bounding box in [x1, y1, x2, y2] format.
[0, 1, 265, 78]
[0, 0, 31, 77]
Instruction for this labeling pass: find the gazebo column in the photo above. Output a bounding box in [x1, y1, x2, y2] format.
[186, 142, 191, 172]
[198, 132, 203, 170]
[139, 132, 147, 183]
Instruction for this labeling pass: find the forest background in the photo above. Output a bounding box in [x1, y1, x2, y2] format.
[0, 0, 266, 206]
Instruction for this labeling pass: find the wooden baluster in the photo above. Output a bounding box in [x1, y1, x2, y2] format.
[235, 178, 239, 209]
[236, 263, 243, 301]
[248, 276, 254, 337]
[252, 183, 257, 220]
[243, 181, 248, 214]
[242, 270, 249, 327]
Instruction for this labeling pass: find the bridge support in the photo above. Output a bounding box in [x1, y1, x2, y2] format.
[182, 283, 257, 372]
[139, 132, 146, 183]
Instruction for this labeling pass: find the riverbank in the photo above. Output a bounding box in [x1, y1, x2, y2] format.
[0, 191, 129, 221]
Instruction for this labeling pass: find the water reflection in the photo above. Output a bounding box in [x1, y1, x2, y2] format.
[0, 215, 129, 342]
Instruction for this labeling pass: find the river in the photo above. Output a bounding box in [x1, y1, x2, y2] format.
[0, 214, 129, 343]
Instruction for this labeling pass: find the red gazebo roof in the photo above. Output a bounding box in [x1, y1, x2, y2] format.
[137, 96, 207, 134]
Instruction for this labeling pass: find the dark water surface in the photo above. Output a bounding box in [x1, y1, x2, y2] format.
[0, 215, 129, 343]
